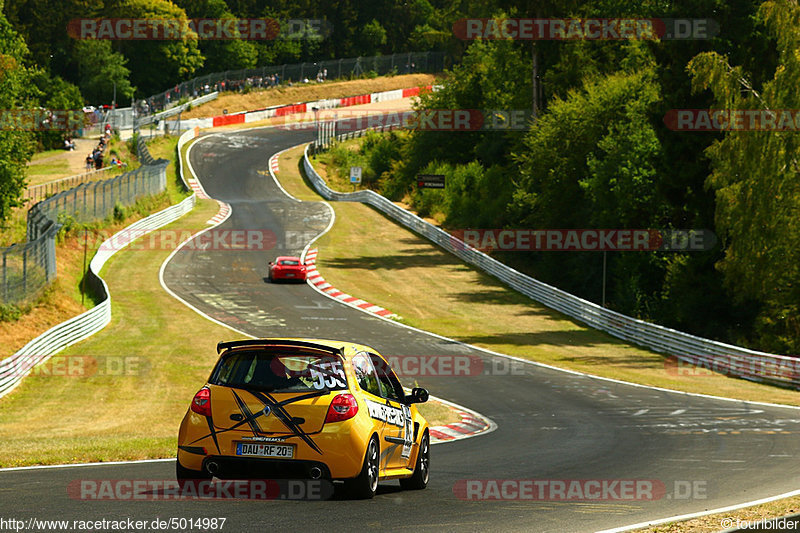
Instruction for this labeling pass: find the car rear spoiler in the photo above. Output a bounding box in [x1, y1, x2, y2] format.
[216, 339, 345, 357]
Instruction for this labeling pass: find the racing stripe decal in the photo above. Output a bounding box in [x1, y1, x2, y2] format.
[232, 389, 264, 435]
[204, 416, 221, 454]
[248, 390, 323, 455]
[188, 388, 329, 453]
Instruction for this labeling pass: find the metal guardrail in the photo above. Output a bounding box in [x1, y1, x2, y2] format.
[303, 141, 800, 390]
[0, 193, 196, 398]
[0, 129, 199, 398]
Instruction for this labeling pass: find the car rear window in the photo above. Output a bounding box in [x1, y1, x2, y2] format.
[279, 259, 300, 266]
[211, 349, 347, 392]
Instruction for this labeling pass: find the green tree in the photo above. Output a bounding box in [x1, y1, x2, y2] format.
[0, 10, 36, 221]
[687, 0, 800, 352]
[30, 72, 84, 149]
[511, 47, 667, 305]
[106, 0, 203, 95]
[173, 0, 258, 73]
[359, 19, 387, 56]
[74, 40, 134, 105]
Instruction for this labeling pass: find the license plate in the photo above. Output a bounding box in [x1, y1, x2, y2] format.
[286, 273, 295, 277]
[236, 443, 294, 458]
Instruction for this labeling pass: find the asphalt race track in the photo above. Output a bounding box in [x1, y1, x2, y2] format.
[3, 126, 800, 533]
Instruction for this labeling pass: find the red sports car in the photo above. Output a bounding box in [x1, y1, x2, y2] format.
[268, 256, 307, 282]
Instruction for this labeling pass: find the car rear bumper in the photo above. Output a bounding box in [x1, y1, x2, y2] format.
[273, 272, 306, 280]
[178, 413, 373, 479]
[200, 456, 332, 480]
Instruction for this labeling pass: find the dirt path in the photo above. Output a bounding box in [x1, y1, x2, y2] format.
[25, 138, 105, 187]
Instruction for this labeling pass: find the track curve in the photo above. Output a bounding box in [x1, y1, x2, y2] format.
[3, 126, 799, 533]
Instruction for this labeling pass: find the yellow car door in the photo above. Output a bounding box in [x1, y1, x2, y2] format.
[368, 353, 415, 472]
[351, 352, 390, 469]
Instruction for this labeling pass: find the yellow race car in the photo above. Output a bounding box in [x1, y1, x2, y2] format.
[177, 338, 430, 499]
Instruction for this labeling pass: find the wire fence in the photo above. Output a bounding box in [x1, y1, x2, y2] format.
[0, 138, 168, 305]
[24, 167, 117, 205]
[138, 52, 445, 117]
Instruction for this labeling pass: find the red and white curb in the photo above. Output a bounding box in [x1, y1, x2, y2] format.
[304, 249, 398, 319]
[187, 177, 210, 200]
[181, 85, 437, 130]
[206, 200, 231, 225]
[185, 151, 230, 225]
[429, 408, 494, 444]
[270, 153, 280, 174]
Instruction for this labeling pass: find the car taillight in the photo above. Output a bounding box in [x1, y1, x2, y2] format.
[325, 393, 358, 423]
[191, 387, 211, 417]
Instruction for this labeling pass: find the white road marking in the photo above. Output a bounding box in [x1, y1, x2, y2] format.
[597, 488, 800, 533]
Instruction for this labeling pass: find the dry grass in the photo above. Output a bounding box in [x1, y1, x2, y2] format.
[0, 135, 186, 359]
[418, 398, 460, 427]
[273, 140, 800, 531]
[25, 139, 98, 184]
[0, 138, 457, 466]
[636, 496, 800, 532]
[181, 74, 438, 119]
[0, 199, 224, 466]
[276, 143, 800, 408]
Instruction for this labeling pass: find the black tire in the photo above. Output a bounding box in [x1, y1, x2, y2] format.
[346, 435, 380, 499]
[400, 431, 429, 490]
[176, 457, 210, 488]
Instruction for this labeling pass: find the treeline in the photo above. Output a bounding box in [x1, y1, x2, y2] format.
[2, 0, 467, 102]
[0, 0, 465, 218]
[325, 1, 800, 354]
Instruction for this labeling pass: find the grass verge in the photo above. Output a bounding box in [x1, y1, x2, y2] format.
[281, 143, 800, 407]
[0, 198, 223, 466]
[279, 141, 800, 531]
[637, 497, 800, 532]
[0, 138, 456, 466]
[0, 135, 187, 357]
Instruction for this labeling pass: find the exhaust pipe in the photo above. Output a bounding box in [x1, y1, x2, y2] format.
[309, 467, 322, 480]
[206, 461, 220, 476]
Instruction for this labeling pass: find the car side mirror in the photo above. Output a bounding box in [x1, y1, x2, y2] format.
[268, 261, 273, 265]
[405, 387, 429, 404]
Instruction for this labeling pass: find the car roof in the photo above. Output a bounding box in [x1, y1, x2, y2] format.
[275, 256, 302, 261]
[217, 337, 380, 360]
